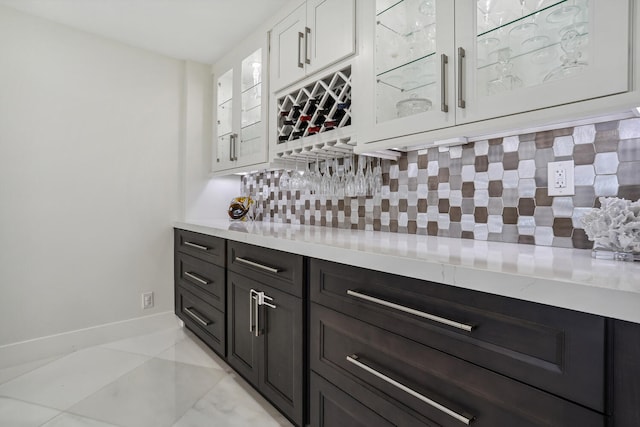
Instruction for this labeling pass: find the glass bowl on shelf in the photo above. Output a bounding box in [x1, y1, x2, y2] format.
[396, 94, 432, 117]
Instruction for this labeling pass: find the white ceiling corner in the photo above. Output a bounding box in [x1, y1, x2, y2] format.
[0, 0, 290, 64]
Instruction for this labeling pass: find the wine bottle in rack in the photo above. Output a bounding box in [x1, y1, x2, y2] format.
[314, 115, 326, 125]
[278, 134, 290, 142]
[292, 130, 304, 138]
[299, 115, 312, 122]
[307, 126, 321, 135]
[336, 100, 351, 110]
[280, 110, 290, 117]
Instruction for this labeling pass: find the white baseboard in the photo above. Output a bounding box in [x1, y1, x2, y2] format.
[0, 311, 180, 370]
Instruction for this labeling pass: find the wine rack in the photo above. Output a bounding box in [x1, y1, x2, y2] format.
[276, 67, 352, 145]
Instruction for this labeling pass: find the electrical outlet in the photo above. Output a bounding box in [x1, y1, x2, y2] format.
[547, 160, 575, 196]
[142, 292, 154, 309]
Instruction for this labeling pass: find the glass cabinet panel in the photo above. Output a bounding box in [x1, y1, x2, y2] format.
[375, 0, 439, 123]
[217, 69, 234, 140]
[241, 48, 262, 147]
[476, 0, 590, 98]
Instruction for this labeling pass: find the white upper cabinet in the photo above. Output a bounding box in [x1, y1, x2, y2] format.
[271, 0, 356, 92]
[457, 0, 629, 125]
[355, 0, 631, 147]
[213, 38, 269, 173]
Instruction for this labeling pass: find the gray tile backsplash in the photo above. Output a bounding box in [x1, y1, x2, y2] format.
[241, 118, 640, 249]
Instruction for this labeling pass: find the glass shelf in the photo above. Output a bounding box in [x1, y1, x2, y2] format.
[476, 0, 590, 96]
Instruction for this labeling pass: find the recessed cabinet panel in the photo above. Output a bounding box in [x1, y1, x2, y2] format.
[270, 0, 356, 92]
[306, 0, 356, 75]
[271, 4, 307, 92]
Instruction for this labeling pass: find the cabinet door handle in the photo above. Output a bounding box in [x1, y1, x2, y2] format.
[346, 354, 474, 425]
[346, 290, 474, 332]
[184, 307, 211, 327]
[440, 53, 449, 113]
[297, 31, 304, 68]
[249, 289, 258, 334]
[457, 47, 466, 109]
[228, 134, 234, 161]
[235, 256, 280, 274]
[184, 241, 209, 251]
[304, 26, 311, 65]
[184, 271, 210, 286]
[260, 292, 277, 309]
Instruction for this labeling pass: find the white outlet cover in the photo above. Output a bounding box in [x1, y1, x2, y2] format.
[142, 292, 154, 309]
[548, 160, 575, 196]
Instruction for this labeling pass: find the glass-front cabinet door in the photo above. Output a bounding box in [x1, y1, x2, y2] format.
[357, 0, 631, 147]
[457, 0, 630, 124]
[239, 48, 265, 165]
[216, 69, 234, 171]
[213, 37, 268, 174]
[356, 0, 456, 145]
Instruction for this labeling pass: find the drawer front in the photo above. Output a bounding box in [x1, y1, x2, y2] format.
[311, 304, 605, 427]
[174, 229, 225, 267]
[310, 259, 606, 412]
[175, 253, 225, 311]
[177, 286, 225, 357]
[310, 372, 434, 427]
[227, 240, 304, 298]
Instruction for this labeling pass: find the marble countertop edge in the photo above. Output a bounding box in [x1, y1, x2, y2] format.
[174, 220, 640, 324]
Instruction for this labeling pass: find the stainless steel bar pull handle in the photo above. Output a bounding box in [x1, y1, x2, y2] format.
[184, 272, 210, 286]
[235, 256, 280, 274]
[347, 355, 474, 425]
[228, 134, 234, 161]
[249, 289, 258, 334]
[304, 27, 311, 65]
[440, 53, 449, 113]
[184, 241, 208, 251]
[346, 290, 474, 332]
[458, 47, 466, 109]
[184, 307, 211, 327]
[260, 293, 276, 309]
[297, 31, 304, 68]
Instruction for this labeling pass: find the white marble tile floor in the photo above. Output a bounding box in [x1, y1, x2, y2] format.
[0, 327, 293, 427]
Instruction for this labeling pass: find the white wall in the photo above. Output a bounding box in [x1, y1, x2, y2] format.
[0, 5, 188, 351]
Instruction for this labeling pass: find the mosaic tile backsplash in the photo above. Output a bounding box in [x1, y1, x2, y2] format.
[242, 118, 640, 249]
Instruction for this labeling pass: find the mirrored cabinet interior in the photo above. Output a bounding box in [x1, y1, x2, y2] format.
[213, 36, 269, 174]
[356, 0, 631, 146]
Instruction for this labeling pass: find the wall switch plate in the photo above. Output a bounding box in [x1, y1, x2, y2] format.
[142, 292, 154, 309]
[548, 160, 575, 196]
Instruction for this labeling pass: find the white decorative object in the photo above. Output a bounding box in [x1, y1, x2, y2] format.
[581, 197, 640, 261]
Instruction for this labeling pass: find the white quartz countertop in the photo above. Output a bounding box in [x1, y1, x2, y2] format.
[175, 219, 640, 324]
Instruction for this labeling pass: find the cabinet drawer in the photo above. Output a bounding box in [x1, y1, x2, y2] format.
[174, 229, 225, 267]
[311, 304, 605, 427]
[310, 259, 606, 411]
[176, 286, 225, 357]
[310, 372, 433, 427]
[227, 240, 304, 298]
[175, 253, 225, 311]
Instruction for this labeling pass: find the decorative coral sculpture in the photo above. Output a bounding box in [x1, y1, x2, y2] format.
[581, 197, 640, 256]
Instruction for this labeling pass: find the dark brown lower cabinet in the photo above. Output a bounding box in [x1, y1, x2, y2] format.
[310, 303, 605, 427]
[612, 319, 640, 427]
[227, 270, 304, 426]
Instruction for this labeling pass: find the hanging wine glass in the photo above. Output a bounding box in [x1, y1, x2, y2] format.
[279, 158, 290, 191]
[345, 155, 356, 197]
[373, 158, 383, 196]
[290, 155, 302, 191]
[320, 159, 331, 196]
[365, 157, 374, 197]
[355, 156, 367, 197]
